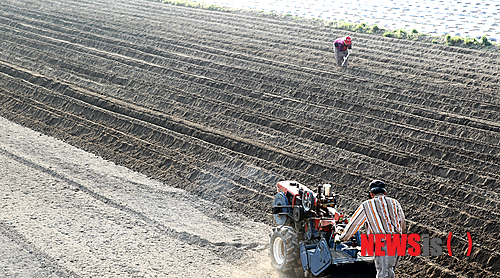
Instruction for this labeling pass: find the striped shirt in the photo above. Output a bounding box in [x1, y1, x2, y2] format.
[339, 194, 405, 241]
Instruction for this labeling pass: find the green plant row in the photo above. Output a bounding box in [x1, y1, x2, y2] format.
[161, 0, 231, 12]
[323, 20, 496, 49]
[158, 0, 499, 51]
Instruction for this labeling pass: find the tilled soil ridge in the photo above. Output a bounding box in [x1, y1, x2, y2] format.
[0, 0, 500, 277]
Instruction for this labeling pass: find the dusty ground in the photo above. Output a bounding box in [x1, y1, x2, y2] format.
[0, 116, 278, 277]
[0, 0, 500, 277]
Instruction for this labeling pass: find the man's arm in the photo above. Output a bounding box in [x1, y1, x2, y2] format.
[339, 203, 367, 241]
[398, 201, 406, 233]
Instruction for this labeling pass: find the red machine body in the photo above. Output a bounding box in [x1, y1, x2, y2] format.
[270, 181, 376, 277]
[275, 180, 345, 232]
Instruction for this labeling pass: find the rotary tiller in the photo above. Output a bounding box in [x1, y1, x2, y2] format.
[270, 181, 376, 278]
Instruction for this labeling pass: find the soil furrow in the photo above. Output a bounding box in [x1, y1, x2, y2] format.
[2, 3, 500, 112]
[2, 25, 500, 211]
[2, 0, 500, 276]
[1, 78, 498, 276]
[3, 6, 500, 136]
[2, 53, 500, 205]
[3, 22, 500, 167]
[1, 62, 499, 255]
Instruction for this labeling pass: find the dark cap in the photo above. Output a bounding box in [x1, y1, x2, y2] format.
[369, 180, 387, 194]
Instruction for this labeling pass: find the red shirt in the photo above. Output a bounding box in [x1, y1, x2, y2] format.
[334, 38, 352, 52]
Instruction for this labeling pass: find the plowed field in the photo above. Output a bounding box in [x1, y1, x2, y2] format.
[0, 0, 499, 277]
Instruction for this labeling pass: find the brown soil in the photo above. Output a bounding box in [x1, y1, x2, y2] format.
[0, 0, 499, 277]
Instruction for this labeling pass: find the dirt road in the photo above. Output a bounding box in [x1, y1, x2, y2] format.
[0, 116, 277, 277]
[0, 0, 499, 277]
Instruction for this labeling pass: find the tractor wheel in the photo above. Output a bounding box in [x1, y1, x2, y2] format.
[269, 226, 300, 273]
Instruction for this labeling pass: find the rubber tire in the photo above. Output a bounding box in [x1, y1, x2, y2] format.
[273, 192, 291, 226]
[269, 226, 300, 273]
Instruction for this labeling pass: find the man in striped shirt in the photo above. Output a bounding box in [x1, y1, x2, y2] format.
[339, 180, 406, 278]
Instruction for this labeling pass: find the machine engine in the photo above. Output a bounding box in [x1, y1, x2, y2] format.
[270, 181, 376, 278]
